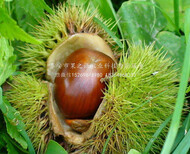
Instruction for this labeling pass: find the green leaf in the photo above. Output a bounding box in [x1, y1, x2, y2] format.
[0, 8, 41, 44]
[172, 129, 190, 154]
[0, 133, 21, 154]
[13, 1, 39, 32]
[70, 0, 121, 35]
[0, 88, 35, 154]
[6, 141, 19, 154]
[171, 113, 190, 152]
[0, 132, 27, 154]
[45, 140, 68, 154]
[0, 0, 3, 7]
[187, 86, 190, 93]
[161, 35, 190, 153]
[128, 149, 141, 154]
[4, 116, 27, 149]
[156, 31, 186, 71]
[0, 37, 16, 86]
[161, 8, 190, 153]
[90, 0, 117, 29]
[90, 0, 114, 20]
[67, 0, 89, 6]
[117, 0, 167, 45]
[0, 132, 28, 154]
[16, 0, 53, 21]
[68, 0, 123, 38]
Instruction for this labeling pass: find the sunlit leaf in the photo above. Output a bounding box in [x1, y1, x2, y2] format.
[0, 8, 41, 44]
[0, 37, 16, 86]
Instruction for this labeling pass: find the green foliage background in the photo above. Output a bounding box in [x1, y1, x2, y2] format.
[0, 0, 190, 154]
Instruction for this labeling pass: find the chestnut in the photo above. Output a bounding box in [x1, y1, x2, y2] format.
[54, 48, 115, 119]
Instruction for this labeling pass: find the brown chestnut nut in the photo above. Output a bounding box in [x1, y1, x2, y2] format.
[54, 48, 115, 119]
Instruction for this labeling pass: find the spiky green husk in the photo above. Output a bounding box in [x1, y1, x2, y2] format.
[4, 74, 51, 153]
[20, 4, 114, 79]
[74, 44, 178, 153]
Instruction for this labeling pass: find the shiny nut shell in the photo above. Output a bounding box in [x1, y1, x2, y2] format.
[47, 33, 116, 82]
[48, 82, 106, 144]
[47, 33, 115, 145]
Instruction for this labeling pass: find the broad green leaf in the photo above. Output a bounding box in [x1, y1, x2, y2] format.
[128, 149, 141, 154]
[0, 37, 16, 86]
[126, 0, 177, 33]
[4, 116, 27, 149]
[172, 129, 190, 154]
[90, 0, 115, 23]
[155, 0, 190, 31]
[45, 140, 68, 154]
[0, 8, 41, 44]
[117, 0, 167, 45]
[17, 0, 53, 20]
[13, 1, 38, 32]
[156, 31, 185, 71]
